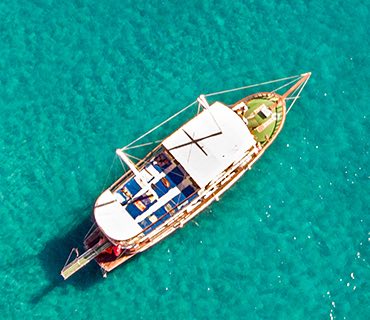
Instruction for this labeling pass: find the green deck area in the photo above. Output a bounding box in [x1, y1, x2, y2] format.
[242, 97, 283, 144]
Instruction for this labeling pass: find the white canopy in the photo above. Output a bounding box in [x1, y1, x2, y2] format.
[94, 190, 143, 241]
[163, 101, 256, 188]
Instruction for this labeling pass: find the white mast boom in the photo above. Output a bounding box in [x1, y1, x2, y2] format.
[116, 149, 158, 200]
[116, 149, 141, 177]
[197, 95, 210, 109]
[197, 94, 223, 133]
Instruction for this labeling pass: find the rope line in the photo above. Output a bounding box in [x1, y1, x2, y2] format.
[124, 140, 163, 150]
[288, 80, 304, 100]
[272, 76, 301, 93]
[204, 74, 300, 97]
[63, 248, 79, 268]
[123, 100, 197, 150]
[101, 156, 117, 193]
[121, 74, 308, 150]
[126, 153, 142, 161]
[287, 77, 310, 114]
[285, 96, 300, 100]
[84, 223, 96, 240]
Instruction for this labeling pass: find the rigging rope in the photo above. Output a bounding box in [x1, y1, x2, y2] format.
[204, 74, 300, 97]
[123, 100, 197, 150]
[118, 155, 127, 172]
[272, 76, 301, 93]
[84, 223, 97, 240]
[285, 96, 300, 100]
[287, 77, 310, 114]
[288, 79, 304, 100]
[121, 74, 307, 150]
[125, 153, 142, 161]
[63, 248, 79, 268]
[124, 140, 163, 150]
[101, 155, 117, 193]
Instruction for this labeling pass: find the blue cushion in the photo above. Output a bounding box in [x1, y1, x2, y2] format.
[167, 167, 185, 185]
[153, 206, 167, 219]
[126, 203, 144, 219]
[139, 218, 151, 228]
[154, 180, 169, 195]
[182, 185, 196, 198]
[124, 178, 141, 196]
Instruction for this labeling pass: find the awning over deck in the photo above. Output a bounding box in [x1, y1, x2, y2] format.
[94, 190, 143, 241]
[163, 102, 256, 188]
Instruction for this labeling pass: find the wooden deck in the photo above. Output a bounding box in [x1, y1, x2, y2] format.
[61, 239, 111, 280]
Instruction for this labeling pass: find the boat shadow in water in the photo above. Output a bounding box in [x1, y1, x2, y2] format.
[31, 213, 103, 304]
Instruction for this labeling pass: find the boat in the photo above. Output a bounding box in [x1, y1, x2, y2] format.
[61, 72, 311, 279]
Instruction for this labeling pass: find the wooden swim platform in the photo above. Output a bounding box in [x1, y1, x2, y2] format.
[61, 239, 111, 280]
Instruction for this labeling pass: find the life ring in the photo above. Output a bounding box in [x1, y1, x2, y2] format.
[113, 245, 122, 257]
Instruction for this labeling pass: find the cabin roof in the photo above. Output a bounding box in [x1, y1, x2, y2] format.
[95, 164, 198, 241]
[94, 189, 143, 241]
[162, 102, 256, 188]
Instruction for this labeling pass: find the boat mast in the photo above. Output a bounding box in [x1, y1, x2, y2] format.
[116, 148, 156, 192]
[116, 149, 141, 177]
[282, 72, 311, 114]
[197, 94, 210, 109]
[282, 72, 311, 99]
[197, 95, 223, 133]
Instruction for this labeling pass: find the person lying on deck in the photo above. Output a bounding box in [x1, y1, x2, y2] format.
[133, 193, 156, 212]
[161, 177, 170, 188]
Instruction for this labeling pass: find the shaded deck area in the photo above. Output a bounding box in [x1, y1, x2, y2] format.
[114, 152, 199, 236]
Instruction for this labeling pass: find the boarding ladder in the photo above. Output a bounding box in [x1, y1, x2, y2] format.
[61, 239, 111, 280]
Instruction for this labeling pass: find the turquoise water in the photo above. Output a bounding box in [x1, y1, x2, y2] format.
[0, 0, 369, 318]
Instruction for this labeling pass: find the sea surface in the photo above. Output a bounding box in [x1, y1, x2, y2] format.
[0, 1, 369, 319]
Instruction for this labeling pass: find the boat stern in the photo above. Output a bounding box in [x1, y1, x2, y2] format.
[93, 189, 143, 243]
